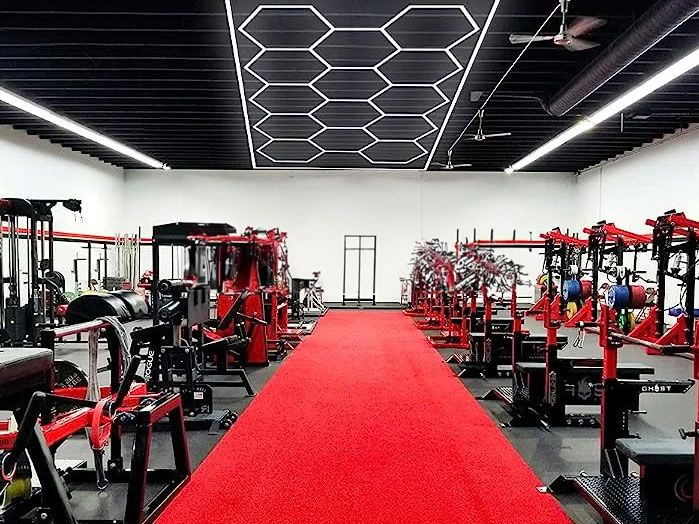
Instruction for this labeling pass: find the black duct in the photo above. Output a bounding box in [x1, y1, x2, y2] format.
[545, 0, 699, 116]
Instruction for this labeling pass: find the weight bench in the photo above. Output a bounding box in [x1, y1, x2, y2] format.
[616, 438, 693, 466]
[0, 347, 77, 524]
[0, 347, 54, 409]
[615, 438, 694, 508]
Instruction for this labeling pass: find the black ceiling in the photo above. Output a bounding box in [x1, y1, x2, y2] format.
[0, 1, 696, 172]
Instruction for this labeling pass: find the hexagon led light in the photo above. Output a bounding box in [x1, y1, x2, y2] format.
[225, 2, 500, 168]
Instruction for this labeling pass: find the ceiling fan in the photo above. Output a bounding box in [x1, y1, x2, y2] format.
[509, 0, 607, 52]
[464, 110, 511, 142]
[432, 151, 471, 170]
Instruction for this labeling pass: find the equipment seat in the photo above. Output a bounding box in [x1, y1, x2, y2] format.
[616, 438, 694, 466]
[515, 361, 655, 376]
[0, 347, 53, 406]
[521, 335, 568, 345]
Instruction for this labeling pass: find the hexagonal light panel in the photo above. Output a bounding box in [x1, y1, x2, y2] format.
[251, 85, 325, 114]
[259, 139, 322, 163]
[378, 51, 461, 85]
[311, 128, 375, 152]
[367, 116, 436, 141]
[239, 6, 332, 48]
[313, 69, 388, 101]
[313, 30, 397, 68]
[256, 114, 324, 139]
[371, 86, 448, 115]
[312, 101, 381, 128]
[361, 141, 426, 164]
[246, 50, 328, 84]
[383, 6, 479, 49]
[227, 1, 501, 168]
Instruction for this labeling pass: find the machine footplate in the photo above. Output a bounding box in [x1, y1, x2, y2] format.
[155, 409, 238, 433]
[487, 386, 514, 404]
[572, 476, 691, 524]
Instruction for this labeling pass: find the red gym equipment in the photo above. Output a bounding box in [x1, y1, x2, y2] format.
[190, 227, 295, 365]
[626, 211, 699, 353]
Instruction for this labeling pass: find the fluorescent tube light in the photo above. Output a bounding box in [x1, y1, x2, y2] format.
[509, 119, 595, 172]
[506, 44, 699, 173]
[0, 85, 168, 169]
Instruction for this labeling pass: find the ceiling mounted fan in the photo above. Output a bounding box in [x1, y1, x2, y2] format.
[432, 151, 472, 170]
[464, 110, 512, 142]
[509, 0, 607, 52]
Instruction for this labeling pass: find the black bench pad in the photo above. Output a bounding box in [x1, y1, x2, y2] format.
[0, 347, 53, 384]
[522, 335, 568, 344]
[516, 361, 654, 375]
[616, 438, 693, 466]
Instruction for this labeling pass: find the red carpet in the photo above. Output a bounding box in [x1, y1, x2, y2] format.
[156, 311, 571, 524]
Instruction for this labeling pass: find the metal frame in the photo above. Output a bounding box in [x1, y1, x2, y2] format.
[342, 235, 376, 306]
[551, 304, 696, 523]
[1, 319, 190, 524]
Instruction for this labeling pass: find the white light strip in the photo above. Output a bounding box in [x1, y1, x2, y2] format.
[506, 44, 699, 173]
[225, 0, 257, 168]
[425, 0, 500, 167]
[0, 86, 168, 169]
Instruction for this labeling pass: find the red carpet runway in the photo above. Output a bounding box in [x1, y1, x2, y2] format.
[156, 311, 571, 524]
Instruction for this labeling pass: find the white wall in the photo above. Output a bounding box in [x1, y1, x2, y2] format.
[122, 169, 576, 302]
[576, 127, 699, 228]
[0, 125, 125, 292]
[576, 126, 699, 309]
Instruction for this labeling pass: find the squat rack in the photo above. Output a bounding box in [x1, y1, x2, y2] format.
[0, 198, 81, 345]
[342, 235, 376, 306]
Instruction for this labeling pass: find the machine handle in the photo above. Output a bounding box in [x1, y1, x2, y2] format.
[110, 356, 141, 414]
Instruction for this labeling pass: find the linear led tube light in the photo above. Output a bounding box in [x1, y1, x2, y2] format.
[0, 85, 169, 169]
[506, 44, 699, 174]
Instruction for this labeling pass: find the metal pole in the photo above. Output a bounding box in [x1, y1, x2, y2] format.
[152, 241, 160, 325]
[342, 236, 347, 306]
[372, 236, 377, 305]
[686, 229, 696, 344]
[358, 236, 362, 306]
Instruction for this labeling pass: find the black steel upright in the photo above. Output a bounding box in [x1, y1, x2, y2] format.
[342, 235, 376, 306]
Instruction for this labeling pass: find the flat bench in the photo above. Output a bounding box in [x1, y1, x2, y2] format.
[616, 438, 693, 466]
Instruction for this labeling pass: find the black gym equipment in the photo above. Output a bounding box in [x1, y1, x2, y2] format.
[130, 279, 254, 431]
[0, 198, 81, 346]
[447, 287, 520, 379]
[450, 285, 569, 380]
[551, 303, 697, 524]
[65, 290, 149, 324]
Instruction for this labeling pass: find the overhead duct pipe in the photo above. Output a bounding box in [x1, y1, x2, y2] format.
[544, 0, 699, 116]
